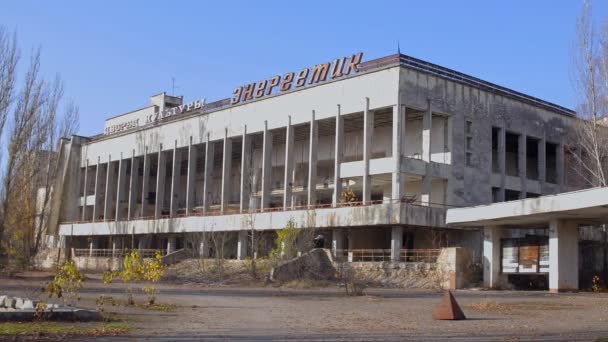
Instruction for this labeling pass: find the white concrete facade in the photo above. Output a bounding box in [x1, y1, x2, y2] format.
[48, 53, 580, 267]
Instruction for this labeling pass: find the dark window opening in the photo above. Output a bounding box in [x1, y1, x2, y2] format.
[492, 187, 502, 203]
[492, 127, 500, 173]
[526, 137, 539, 180]
[546, 142, 557, 184]
[505, 132, 520, 177]
[505, 189, 520, 201]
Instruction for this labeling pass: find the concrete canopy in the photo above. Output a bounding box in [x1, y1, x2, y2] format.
[446, 187, 608, 228]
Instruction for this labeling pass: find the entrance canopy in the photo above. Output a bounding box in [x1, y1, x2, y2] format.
[446, 187, 608, 228]
[446, 187, 608, 292]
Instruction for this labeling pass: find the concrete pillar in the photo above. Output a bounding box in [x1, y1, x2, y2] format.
[89, 239, 94, 257]
[549, 219, 579, 292]
[92, 157, 101, 221]
[422, 99, 432, 163]
[167, 236, 176, 255]
[103, 155, 114, 221]
[155, 146, 167, 218]
[141, 147, 150, 218]
[237, 231, 248, 260]
[261, 121, 273, 211]
[519, 134, 527, 199]
[390, 226, 403, 262]
[556, 143, 564, 191]
[240, 126, 251, 212]
[483, 225, 504, 288]
[392, 104, 404, 202]
[308, 110, 318, 208]
[333, 105, 343, 207]
[284, 116, 295, 210]
[421, 174, 432, 206]
[203, 135, 214, 214]
[116, 153, 128, 221]
[137, 237, 145, 250]
[170, 142, 182, 217]
[221, 130, 232, 213]
[332, 229, 344, 256]
[186, 137, 197, 214]
[111, 240, 117, 258]
[362, 98, 373, 203]
[128, 150, 140, 220]
[538, 138, 546, 187]
[81, 159, 88, 221]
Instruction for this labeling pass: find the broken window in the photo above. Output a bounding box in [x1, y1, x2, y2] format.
[505, 132, 519, 177]
[546, 142, 557, 184]
[526, 137, 539, 180]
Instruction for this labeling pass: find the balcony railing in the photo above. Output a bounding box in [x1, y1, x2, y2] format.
[63, 197, 455, 225]
[334, 249, 441, 263]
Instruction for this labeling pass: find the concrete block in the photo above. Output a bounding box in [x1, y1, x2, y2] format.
[5, 297, 15, 309]
[14, 298, 23, 310]
[20, 300, 35, 310]
[0, 295, 7, 308]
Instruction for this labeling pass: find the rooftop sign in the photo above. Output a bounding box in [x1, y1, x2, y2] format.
[231, 52, 363, 105]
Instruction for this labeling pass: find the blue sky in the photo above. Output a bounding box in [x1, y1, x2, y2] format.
[1, 1, 606, 136]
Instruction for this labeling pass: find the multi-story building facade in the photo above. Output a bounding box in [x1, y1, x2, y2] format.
[46, 52, 579, 263]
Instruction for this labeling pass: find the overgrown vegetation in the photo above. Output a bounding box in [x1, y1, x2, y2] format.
[46, 259, 85, 306]
[102, 250, 165, 306]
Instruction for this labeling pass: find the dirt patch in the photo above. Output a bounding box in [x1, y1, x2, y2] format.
[465, 300, 580, 314]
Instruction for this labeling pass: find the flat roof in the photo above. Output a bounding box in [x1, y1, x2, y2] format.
[446, 187, 608, 227]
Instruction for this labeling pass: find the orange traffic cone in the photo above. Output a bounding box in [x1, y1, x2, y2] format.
[432, 290, 466, 320]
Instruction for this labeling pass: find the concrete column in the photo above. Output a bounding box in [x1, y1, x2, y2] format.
[128, 150, 140, 220]
[421, 174, 432, 205]
[483, 225, 504, 288]
[221, 130, 233, 213]
[362, 98, 373, 203]
[141, 147, 149, 218]
[137, 237, 145, 250]
[333, 105, 343, 207]
[284, 116, 295, 210]
[240, 126, 251, 212]
[308, 111, 318, 208]
[332, 229, 344, 256]
[390, 226, 403, 262]
[392, 104, 404, 201]
[538, 138, 546, 187]
[261, 121, 273, 211]
[556, 143, 564, 191]
[103, 155, 114, 220]
[170, 142, 182, 217]
[186, 137, 197, 215]
[237, 231, 248, 260]
[498, 127, 506, 197]
[155, 146, 167, 218]
[92, 157, 101, 221]
[81, 159, 88, 221]
[116, 153, 128, 221]
[519, 134, 527, 199]
[549, 219, 579, 292]
[166, 236, 176, 255]
[203, 135, 214, 214]
[422, 99, 432, 163]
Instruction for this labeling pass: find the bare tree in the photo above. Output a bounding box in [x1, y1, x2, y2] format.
[571, 0, 608, 187]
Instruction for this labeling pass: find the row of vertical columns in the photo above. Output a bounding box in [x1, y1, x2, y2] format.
[221, 130, 232, 213]
[240, 126, 251, 212]
[333, 106, 343, 206]
[308, 111, 318, 208]
[261, 121, 272, 211]
[284, 117, 294, 210]
[81, 160, 89, 221]
[362, 98, 372, 203]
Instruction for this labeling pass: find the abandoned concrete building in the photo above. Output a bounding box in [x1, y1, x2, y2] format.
[44, 52, 596, 289]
